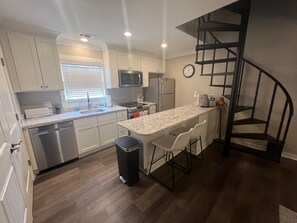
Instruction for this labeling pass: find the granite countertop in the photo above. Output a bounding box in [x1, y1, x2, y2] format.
[21, 106, 127, 129]
[118, 105, 215, 135]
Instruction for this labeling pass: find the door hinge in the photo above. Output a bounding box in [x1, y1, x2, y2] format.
[1, 58, 5, 67]
[15, 113, 19, 121]
[28, 160, 31, 166]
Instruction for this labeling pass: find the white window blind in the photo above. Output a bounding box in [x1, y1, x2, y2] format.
[61, 62, 105, 101]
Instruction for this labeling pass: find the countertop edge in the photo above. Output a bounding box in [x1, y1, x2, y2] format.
[118, 106, 216, 136]
[22, 106, 128, 129]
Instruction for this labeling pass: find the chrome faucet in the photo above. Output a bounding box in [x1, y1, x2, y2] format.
[87, 92, 92, 110]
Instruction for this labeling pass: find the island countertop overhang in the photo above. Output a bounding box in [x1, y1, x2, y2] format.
[118, 105, 216, 136]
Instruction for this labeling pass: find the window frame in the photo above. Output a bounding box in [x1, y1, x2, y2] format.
[59, 55, 106, 103]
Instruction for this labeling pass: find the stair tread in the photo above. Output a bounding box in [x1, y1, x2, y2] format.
[196, 42, 239, 51]
[210, 85, 232, 88]
[230, 142, 267, 157]
[231, 133, 277, 142]
[235, 105, 253, 113]
[196, 58, 237, 65]
[201, 72, 234, 76]
[233, 118, 267, 125]
[200, 21, 241, 32]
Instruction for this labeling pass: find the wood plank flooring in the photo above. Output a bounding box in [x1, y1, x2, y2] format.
[33, 142, 297, 223]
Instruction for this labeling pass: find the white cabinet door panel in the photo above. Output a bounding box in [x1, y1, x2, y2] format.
[130, 55, 141, 71]
[8, 32, 44, 91]
[35, 37, 63, 90]
[75, 124, 100, 154]
[117, 53, 129, 70]
[99, 120, 117, 146]
[1, 167, 26, 223]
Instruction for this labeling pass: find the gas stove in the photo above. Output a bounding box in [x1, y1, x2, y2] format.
[118, 101, 150, 113]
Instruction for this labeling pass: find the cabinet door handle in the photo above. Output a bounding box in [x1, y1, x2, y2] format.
[40, 86, 43, 88]
[45, 86, 48, 88]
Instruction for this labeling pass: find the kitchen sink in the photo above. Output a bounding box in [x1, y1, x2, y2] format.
[80, 108, 105, 114]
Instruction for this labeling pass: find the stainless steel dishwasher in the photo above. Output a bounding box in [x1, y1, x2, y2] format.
[29, 121, 78, 171]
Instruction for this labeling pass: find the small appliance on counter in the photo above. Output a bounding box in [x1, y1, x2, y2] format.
[199, 94, 209, 107]
[24, 107, 53, 119]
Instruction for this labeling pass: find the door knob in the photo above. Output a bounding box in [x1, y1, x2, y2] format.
[10, 140, 22, 153]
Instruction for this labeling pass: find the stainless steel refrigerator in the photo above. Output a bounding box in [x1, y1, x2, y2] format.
[144, 78, 175, 112]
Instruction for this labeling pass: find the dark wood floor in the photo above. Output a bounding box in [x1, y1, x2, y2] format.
[33, 142, 297, 223]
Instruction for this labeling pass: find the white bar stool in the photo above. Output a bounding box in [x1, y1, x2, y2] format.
[149, 128, 193, 191]
[171, 120, 207, 168]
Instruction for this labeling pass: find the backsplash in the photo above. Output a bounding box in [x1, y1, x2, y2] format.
[17, 91, 62, 113]
[17, 87, 144, 113]
[107, 87, 143, 104]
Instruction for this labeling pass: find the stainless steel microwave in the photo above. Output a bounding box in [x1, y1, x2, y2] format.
[118, 70, 143, 87]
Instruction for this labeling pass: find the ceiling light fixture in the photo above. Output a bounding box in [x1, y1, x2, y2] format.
[161, 43, 167, 48]
[124, 32, 132, 37]
[79, 33, 91, 43]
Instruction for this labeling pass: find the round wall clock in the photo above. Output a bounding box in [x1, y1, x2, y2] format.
[183, 64, 195, 78]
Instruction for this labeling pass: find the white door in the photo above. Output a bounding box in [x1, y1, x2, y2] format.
[7, 32, 44, 91]
[0, 48, 29, 222]
[35, 37, 64, 90]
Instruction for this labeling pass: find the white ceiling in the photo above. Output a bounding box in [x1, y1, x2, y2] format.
[0, 0, 236, 58]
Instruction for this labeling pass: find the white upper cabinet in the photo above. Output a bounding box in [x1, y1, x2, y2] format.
[35, 37, 63, 90]
[117, 53, 141, 71]
[148, 57, 164, 73]
[7, 32, 63, 92]
[129, 54, 141, 71]
[8, 32, 44, 91]
[104, 51, 118, 89]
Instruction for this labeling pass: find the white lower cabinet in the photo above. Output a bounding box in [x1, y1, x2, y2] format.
[98, 120, 117, 146]
[116, 110, 128, 137]
[75, 124, 100, 155]
[74, 110, 128, 156]
[74, 116, 100, 155]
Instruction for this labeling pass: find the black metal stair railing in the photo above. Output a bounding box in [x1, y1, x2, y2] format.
[195, 13, 294, 159]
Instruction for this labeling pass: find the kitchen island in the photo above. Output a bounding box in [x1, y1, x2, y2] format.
[118, 105, 217, 174]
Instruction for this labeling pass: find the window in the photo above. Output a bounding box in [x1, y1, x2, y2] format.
[61, 61, 105, 101]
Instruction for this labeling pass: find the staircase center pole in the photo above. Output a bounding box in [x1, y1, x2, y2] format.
[223, 0, 251, 156]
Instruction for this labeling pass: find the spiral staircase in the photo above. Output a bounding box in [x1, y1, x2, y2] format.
[177, 0, 294, 162]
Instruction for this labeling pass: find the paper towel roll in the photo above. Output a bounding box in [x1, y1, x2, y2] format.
[106, 95, 112, 107]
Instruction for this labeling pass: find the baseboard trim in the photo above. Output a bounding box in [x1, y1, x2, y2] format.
[282, 152, 297, 161]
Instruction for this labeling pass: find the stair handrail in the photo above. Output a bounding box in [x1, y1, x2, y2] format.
[204, 27, 294, 143]
[206, 29, 294, 120]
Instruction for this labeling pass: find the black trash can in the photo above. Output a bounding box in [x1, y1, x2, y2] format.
[115, 136, 139, 186]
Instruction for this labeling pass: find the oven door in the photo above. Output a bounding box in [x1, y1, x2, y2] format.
[118, 70, 143, 87]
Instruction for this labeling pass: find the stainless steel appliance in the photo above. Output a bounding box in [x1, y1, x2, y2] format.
[118, 101, 150, 119]
[29, 121, 78, 171]
[144, 78, 175, 112]
[118, 70, 143, 87]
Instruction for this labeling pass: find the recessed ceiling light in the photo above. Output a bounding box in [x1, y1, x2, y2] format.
[161, 43, 167, 48]
[80, 37, 88, 42]
[124, 32, 132, 37]
[80, 33, 92, 43]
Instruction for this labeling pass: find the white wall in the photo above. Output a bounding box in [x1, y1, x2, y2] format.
[242, 0, 297, 157]
[165, 52, 230, 107]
